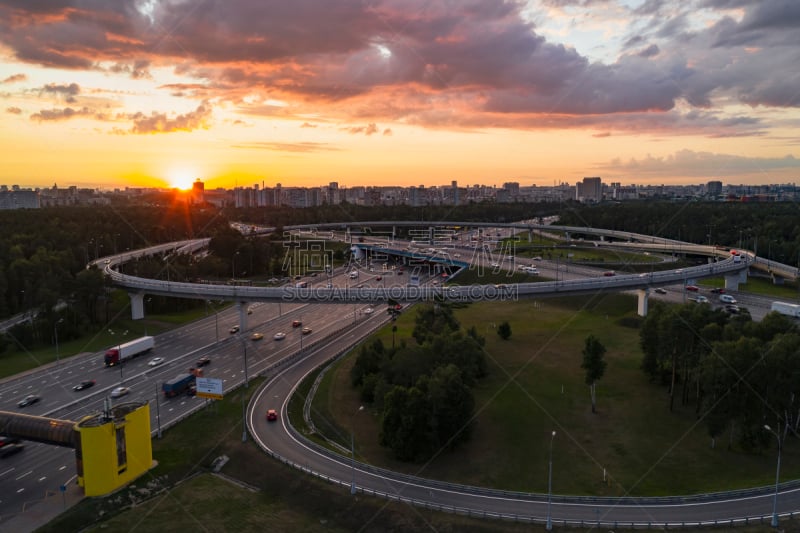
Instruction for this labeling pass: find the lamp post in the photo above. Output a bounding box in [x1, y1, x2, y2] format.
[764, 424, 781, 528]
[351, 405, 364, 495]
[241, 337, 249, 443]
[54, 318, 64, 364]
[546, 430, 556, 531]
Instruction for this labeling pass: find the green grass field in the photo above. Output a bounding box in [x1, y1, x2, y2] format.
[39, 371, 794, 533]
[315, 295, 800, 497]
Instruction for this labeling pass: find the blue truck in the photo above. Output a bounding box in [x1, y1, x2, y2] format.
[162, 373, 196, 398]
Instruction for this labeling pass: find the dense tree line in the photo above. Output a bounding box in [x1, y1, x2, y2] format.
[228, 200, 564, 229]
[0, 203, 228, 354]
[350, 304, 488, 461]
[640, 303, 800, 451]
[557, 202, 800, 264]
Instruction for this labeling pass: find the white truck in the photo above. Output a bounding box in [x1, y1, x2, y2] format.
[104, 336, 155, 366]
[770, 301, 800, 318]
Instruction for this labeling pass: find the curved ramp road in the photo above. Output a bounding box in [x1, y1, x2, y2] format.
[248, 326, 800, 529]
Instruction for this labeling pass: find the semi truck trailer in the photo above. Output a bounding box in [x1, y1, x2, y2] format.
[104, 336, 155, 366]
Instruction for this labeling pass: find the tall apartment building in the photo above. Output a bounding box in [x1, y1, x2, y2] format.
[576, 176, 602, 203]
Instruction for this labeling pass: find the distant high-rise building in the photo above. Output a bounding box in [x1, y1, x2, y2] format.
[0, 189, 40, 209]
[706, 180, 723, 197]
[191, 179, 204, 204]
[576, 177, 602, 203]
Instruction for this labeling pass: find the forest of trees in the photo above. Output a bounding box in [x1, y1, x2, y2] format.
[640, 302, 800, 451]
[557, 202, 800, 264]
[350, 304, 488, 461]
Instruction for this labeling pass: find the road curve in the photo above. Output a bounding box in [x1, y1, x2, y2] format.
[246, 321, 800, 529]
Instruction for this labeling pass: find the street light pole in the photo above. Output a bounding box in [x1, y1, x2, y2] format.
[54, 318, 64, 364]
[546, 430, 556, 531]
[764, 424, 781, 528]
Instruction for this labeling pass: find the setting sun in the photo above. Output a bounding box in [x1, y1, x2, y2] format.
[167, 169, 196, 191]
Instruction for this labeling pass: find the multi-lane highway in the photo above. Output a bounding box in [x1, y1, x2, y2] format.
[0, 233, 792, 528]
[0, 267, 387, 525]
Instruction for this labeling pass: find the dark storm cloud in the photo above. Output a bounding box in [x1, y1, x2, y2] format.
[1, 0, 798, 134]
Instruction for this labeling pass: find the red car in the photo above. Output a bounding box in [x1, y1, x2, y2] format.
[292, 320, 302, 328]
[685, 285, 699, 292]
[266, 409, 278, 422]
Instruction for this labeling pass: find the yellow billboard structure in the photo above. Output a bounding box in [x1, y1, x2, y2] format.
[0, 400, 153, 498]
[74, 401, 154, 496]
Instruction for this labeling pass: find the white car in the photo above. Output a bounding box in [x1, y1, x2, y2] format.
[719, 294, 737, 304]
[273, 332, 286, 341]
[110, 386, 129, 398]
[364, 307, 374, 314]
[148, 357, 165, 367]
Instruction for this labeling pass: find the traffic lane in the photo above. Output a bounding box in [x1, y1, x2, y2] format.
[250, 316, 788, 525]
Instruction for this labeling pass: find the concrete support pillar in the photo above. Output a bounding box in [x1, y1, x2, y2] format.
[723, 274, 741, 291]
[637, 289, 649, 317]
[237, 301, 248, 330]
[130, 292, 145, 320]
[527, 228, 532, 243]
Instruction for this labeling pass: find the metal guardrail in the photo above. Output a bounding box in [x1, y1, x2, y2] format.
[243, 321, 800, 529]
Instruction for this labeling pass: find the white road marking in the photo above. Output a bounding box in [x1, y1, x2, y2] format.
[15, 470, 32, 480]
[38, 476, 47, 482]
[59, 465, 67, 471]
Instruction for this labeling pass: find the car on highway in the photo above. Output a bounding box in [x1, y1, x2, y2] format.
[17, 394, 40, 408]
[73, 380, 96, 391]
[196, 356, 211, 367]
[292, 320, 302, 328]
[273, 332, 286, 341]
[187, 385, 197, 397]
[654, 288, 668, 295]
[247, 306, 254, 315]
[725, 304, 741, 314]
[148, 357, 165, 367]
[301, 326, 312, 335]
[490, 262, 499, 268]
[691, 295, 710, 304]
[110, 386, 129, 398]
[719, 294, 737, 304]
[710, 287, 726, 294]
[364, 307, 374, 314]
[251, 332, 264, 341]
[685, 285, 699, 292]
[0, 436, 20, 448]
[267, 409, 278, 422]
[229, 325, 240, 334]
[0, 443, 25, 458]
[603, 271, 616, 276]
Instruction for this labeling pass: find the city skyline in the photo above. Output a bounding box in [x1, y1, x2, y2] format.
[1, 1, 799, 190]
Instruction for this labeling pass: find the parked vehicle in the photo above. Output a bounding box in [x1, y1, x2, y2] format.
[104, 336, 155, 367]
[771, 301, 800, 318]
[162, 373, 196, 397]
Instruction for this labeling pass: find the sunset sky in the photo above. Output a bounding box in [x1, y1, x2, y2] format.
[1, 0, 798, 190]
